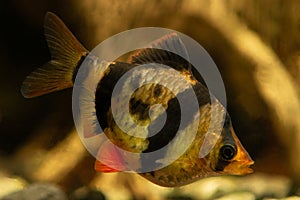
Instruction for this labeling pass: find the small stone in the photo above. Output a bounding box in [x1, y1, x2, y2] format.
[69, 187, 106, 200]
[2, 182, 67, 200]
[215, 192, 256, 200]
[238, 173, 292, 199]
[169, 173, 293, 200]
[263, 197, 300, 200]
[0, 176, 27, 198]
[167, 197, 194, 200]
[178, 176, 238, 199]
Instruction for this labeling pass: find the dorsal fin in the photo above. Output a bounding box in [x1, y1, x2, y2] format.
[21, 12, 88, 98]
[128, 33, 191, 71]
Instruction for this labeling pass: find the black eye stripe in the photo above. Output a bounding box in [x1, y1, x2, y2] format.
[224, 114, 231, 128]
[95, 62, 135, 131]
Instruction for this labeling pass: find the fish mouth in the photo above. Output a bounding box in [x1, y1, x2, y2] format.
[238, 158, 255, 174]
[241, 159, 254, 174]
[223, 159, 254, 175]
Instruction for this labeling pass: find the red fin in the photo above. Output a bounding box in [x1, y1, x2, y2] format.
[95, 160, 120, 172]
[94, 140, 126, 173]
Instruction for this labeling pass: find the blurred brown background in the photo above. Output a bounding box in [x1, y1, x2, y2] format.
[1, 0, 300, 199]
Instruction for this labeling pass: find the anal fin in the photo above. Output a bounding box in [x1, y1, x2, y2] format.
[94, 140, 126, 173]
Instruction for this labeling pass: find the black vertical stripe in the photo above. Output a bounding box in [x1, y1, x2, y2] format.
[95, 62, 136, 130]
[143, 82, 211, 153]
[141, 82, 211, 170]
[72, 54, 88, 83]
[214, 114, 237, 171]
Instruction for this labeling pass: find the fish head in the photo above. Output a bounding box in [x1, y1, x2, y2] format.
[208, 114, 254, 176]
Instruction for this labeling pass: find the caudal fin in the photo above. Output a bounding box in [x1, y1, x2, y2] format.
[21, 12, 88, 98]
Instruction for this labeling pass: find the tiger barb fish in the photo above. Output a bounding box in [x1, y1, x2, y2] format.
[21, 12, 254, 187]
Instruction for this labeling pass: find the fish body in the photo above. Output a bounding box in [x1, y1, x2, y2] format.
[21, 12, 254, 187]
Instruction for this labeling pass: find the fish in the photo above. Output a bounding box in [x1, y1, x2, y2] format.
[21, 12, 254, 187]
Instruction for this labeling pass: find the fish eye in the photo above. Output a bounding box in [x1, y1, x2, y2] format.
[220, 144, 237, 161]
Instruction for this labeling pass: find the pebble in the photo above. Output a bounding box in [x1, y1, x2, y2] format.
[2, 182, 68, 200]
[69, 186, 106, 200]
[239, 173, 292, 199]
[0, 172, 299, 200]
[214, 191, 256, 200]
[264, 197, 300, 200]
[173, 173, 294, 200]
[0, 176, 27, 198]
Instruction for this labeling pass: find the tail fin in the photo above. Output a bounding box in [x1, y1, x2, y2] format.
[21, 12, 88, 98]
